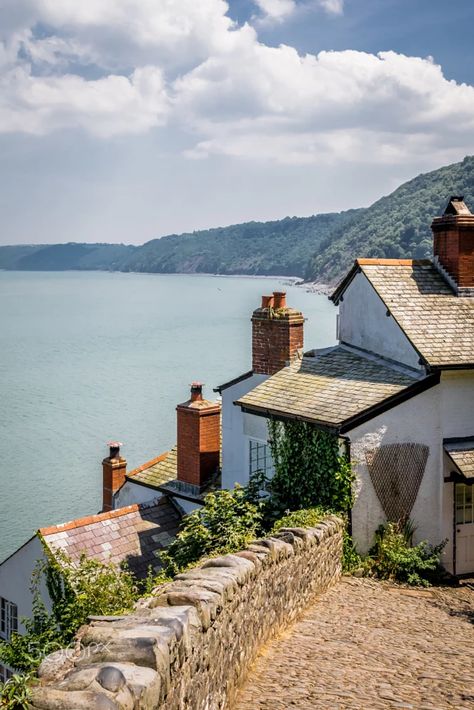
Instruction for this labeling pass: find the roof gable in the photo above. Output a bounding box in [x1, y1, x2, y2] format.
[332, 259, 474, 368]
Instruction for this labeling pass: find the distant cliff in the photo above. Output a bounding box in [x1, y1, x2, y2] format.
[2, 156, 474, 283]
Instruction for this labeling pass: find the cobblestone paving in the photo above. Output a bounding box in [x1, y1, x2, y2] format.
[233, 578, 474, 710]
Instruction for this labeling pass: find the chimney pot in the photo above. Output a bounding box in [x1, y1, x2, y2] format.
[261, 294, 274, 309]
[190, 382, 203, 402]
[108, 441, 122, 459]
[273, 291, 287, 309]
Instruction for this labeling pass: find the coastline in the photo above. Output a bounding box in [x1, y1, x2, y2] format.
[0, 267, 333, 296]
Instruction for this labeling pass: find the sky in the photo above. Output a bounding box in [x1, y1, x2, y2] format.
[1, 0, 474, 246]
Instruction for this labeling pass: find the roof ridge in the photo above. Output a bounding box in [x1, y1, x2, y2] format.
[39, 496, 165, 536]
[356, 258, 432, 266]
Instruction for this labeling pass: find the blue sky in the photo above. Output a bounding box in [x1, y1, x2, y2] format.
[1, 0, 474, 245]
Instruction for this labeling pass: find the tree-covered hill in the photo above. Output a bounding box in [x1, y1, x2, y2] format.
[122, 211, 359, 277]
[0, 243, 135, 271]
[306, 155, 474, 282]
[2, 156, 473, 282]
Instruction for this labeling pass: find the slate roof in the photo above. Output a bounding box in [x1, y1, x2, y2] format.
[332, 259, 474, 368]
[444, 439, 474, 480]
[40, 497, 181, 578]
[127, 447, 178, 489]
[236, 346, 436, 433]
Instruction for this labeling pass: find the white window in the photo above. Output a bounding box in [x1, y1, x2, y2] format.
[456, 483, 474, 525]
[0, 597, 18, 641]
[249, 439, 274, 485]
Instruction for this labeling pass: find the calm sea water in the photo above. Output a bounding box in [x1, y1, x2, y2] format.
[0, 271, 336, 561]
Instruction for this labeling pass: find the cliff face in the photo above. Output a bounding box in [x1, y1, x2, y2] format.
[32, 516, 344, 709]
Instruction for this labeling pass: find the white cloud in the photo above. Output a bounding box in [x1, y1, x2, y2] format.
[1, 0, 241, 70]
[175, 46, 474, 164]
[253, 0, 296, 22]
[0, 64, 169, 137]
[0, 0, 473, 170]
[252, 0, 344, 23]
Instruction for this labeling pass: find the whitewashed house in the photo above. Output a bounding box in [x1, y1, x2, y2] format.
[0, 384, 220, 681]
[218, 197, 474, 576]
[2, 195, 473, 682]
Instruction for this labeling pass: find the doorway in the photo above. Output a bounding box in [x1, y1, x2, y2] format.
[455, 482, 474, 575]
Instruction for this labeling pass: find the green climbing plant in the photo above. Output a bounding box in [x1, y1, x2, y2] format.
[268, 419, 354, 514]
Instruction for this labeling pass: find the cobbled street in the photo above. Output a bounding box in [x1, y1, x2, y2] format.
[233, 578, 474, 710]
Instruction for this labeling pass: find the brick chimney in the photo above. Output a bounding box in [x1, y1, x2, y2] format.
[176, 383, 221, 490]
[252, 291, 304, 375]
[432, 196, 474, 294]
[102, 441, 127, 512]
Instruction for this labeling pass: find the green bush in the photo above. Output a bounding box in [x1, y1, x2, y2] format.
[271, 507, 329, 533]
[0, 673, 33, 709]
[160, 487, 262, 576]
[0, 551, 143, 674]
[368, 522, 446, 586]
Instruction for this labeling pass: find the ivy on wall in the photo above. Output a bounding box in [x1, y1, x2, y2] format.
[268, 419, 354, 514]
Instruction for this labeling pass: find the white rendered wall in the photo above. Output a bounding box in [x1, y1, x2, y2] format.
[349, 372, 474, 570]
[221, 374, 267, 490]
[114, 479, 162, 508]
[0, 536, 48, 636]
[339, 272, 422, 370]
[349, 384, 442, 555]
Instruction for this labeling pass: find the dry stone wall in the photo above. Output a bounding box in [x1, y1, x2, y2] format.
[32, 515, 343, 710]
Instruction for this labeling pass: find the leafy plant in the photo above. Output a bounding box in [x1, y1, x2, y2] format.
[341, 530, 364, 573]
[160, 487, 261, 576]
[0, 673, 33, 709]
[268, 420, 354, 515]
[271, 507, 329, 533]
[368, 521, 446, 586]
[0, 550, 142, 674]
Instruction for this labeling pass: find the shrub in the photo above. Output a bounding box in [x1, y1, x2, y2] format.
[160, 487, 261, 576]
[271, 507, 329, 533]
[368, 522, 446, 586]
[0, 673, 33, 709]
[0, 551, 142, 674]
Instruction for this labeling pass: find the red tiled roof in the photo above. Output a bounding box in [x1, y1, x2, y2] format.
[39, 497, 181, 578]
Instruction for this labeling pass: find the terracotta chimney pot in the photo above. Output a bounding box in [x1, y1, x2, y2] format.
[273, 291, 287, 309]
[190, 382, 203, 402]
[261, 295, 274, 308]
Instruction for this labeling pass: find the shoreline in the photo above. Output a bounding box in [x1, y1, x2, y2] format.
[0, 268, 332, 295]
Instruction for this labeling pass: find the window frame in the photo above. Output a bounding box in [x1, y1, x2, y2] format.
[0, 597, 18, 641]
[248, 437, 274, 488]
[455, 482, 474, 525]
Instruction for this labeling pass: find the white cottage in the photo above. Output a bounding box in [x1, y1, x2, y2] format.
[218, 196, 474, 576]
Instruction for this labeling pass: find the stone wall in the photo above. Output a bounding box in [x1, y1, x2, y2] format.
[32, 516, 343, 710]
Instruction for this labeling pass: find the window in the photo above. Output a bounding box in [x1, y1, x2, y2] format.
[0, 597, 18, 641]
[0, 663, 14, 684]
[455, 483, 474, 525]
[249, 439, 274, 487]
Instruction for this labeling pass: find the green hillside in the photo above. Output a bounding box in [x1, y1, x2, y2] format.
[0, 243, 135, 271]
[306, 155, 474, 282]
[2, 156, 473, 282]
[122, 211, 359, 277]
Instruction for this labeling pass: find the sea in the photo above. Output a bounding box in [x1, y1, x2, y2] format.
[0, 271, 337, 562]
